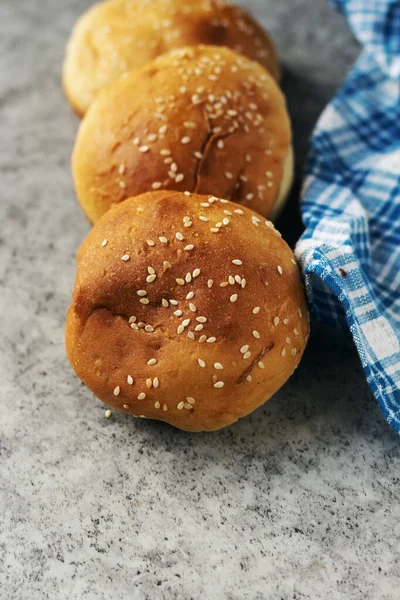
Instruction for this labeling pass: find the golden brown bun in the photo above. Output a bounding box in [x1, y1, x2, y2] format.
[72, 45, 292, 224]
[63, 0, 280, 116]
[66, 191, 309, 432]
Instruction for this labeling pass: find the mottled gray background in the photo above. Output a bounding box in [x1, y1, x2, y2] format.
[0, 1, 399, 599]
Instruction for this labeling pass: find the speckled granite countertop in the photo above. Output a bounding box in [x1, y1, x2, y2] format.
[0, 1, 399, 598]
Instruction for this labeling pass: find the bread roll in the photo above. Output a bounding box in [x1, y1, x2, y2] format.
[72, 45, 292, 224]
[66, 191, 309, 432]
[63, 0, 280, 116]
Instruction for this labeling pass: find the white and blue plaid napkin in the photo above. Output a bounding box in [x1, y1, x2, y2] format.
[295, 0, 400, 434]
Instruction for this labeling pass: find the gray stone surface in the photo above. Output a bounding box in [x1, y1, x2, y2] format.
[0, 1, 399, 599]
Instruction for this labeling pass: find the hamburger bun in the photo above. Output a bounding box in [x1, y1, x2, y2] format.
[63, 0, 280, 116]
[66, 190, 309, 432]
[72, 45, 292, 224]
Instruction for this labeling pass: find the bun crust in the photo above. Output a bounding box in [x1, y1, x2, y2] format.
[63, 0, 280, 116]
[66, 191, 309, 432]
[72, 45, 292, 224]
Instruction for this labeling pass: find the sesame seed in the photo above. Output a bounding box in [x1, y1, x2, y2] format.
[200, 202, 210, 208]
[153, 377, 159, 388]
[232, 259, 242, 266]
[207, 279, 213, 288]
[130, 323, 139, 330]
[159, 236, 168, 243]
[175, 174, 184, 183]
[252, 330, 260, 339]
[225, 172, 233, 179]
[292, 348, 297, 356]
[253, 307, 260, 314]
[198, 335, 207, 343]
[186, 291, 195, 300]
[220, 281, 229, 287]
[163, 261, 172, 269]
[146, 274, 157, 283]
[145, 325, 154, 332]
[283, 318, 289, 325]
[140, 298, 149, 305]
[129, 316, 137, 323]
[198, 359, 206, 368]
[234, 209, 244, 215]
[258, 361, 265, 369]
[162, 299, 169, 308]
[105, 409, 112, 418]
[121, 254, 130, 261]
[189, 303, 196, 312]
[186, 397, 195, 405]
[194, 151, 203, 159]
[193, 268, 201, 278]
[137, 290, 147, 297]
[230, 294, 238, 303]
[210, 228, 219, 233]
[184, 244, 194, 251]
[127, 375, 133, 385]
[214, 363, 223, 370]
[184, 191, 191, 196]
[291, 258, 297, 265]
[176, 232, 184, 241]
[240, 345, 249, 354]
[174, 309, 183, 317]
[214, 381, 224, 388]
[229, 276, 235, 285]
[196, 316, 207, 323]
[281, 349, 286, 357]
[194, 324, 203, 331]
[146, 378, 153, 389]
[217, 140, 224, 149]
[146, 240, 155, 246]
[177, 401, 184, 410]
[182, 318, 191, 327]
[169, 299, 178, 305]
[138, 393, 146, 400]
[181, 136, 191, 144]
[234, 275, 241, 284]
[113, 386, 120, 396]
[294, 328, 299, 336]
[148, 134, 157, 142]
[152, 182, 162, 190]
[273, 317, 280, 326]
[154, 401, 160, 409]
[286, 337, 291, 344]
[206, 337, 216, 343]
[139, 146, 149, 153]
[184, 403, 193, 410]
[199, 216, 209, 222]
[176, 278, 185, 286]
[159, 125, 168, 134]
[163, 404, 168, 412]
[119, 181, 127, 189]
[277, 266, 283, 275]
[101, 239, 108, 247]
[243, 351, 251, 360]
[147, 359, 157, 366]
[185, 272, 192, 283]
[299, 308, 303, 317]
[160, 149, 171, 156]
[177, 325, 185, 334]
[222, 218, 230, 225]
[241, 279, 246, 288]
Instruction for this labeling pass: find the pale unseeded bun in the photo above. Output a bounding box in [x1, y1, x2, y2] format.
[66, 191, 309, 432]
[63, 0, 280, 116]
[72, 45, 292, 224]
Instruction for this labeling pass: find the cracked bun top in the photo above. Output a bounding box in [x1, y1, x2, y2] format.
[72, 45, 292, 224]
[63, 0, 280, 116]
[66, 191, 309, 432]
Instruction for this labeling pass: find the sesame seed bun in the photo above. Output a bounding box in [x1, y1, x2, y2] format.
[65, 190, 309, 432]
[63, 0, 280, 116]
[72, 45, 292, 224]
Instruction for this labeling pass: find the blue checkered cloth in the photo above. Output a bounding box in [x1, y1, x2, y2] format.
[295, 0, 400, 434]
